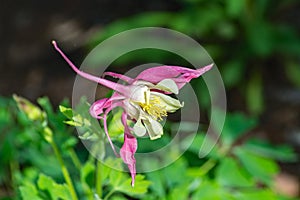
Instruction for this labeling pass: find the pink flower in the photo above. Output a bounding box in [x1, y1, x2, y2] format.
[52, 40, 213, 186]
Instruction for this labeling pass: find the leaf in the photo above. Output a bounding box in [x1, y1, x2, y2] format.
[37, 97, 54, 116]
[64, 120, 82, 127]
[162, 157, 188, 187]
[167, 182, 190, 200]
[19, 183, 43, 200]
[107, 109, 125, 137]
[59, 105, 74, 120]
[244, 139, 297, 162]
[116, 175, 151, 196]
[216, 157, 254, 187]
[37, 173, 72, 200]
[221, 113, 257, 146]
[234, 189, 277, 200]
[191, 180, 228, 200]
[142, 159, 166, 198]
[108, 159, 126, 187]
[233, 147, 279, 185]
[80, 161, 95, 198]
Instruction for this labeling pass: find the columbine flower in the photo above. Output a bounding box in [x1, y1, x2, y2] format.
[52, 40, 213, 186]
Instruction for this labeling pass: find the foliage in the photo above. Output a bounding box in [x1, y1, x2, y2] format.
[88, 0, 300, 115]
[0, 95, 298, 199]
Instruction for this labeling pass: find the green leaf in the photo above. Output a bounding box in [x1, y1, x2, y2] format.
[233, 147, 279, 185]
[37, 97, 54, 115]
[216, 157, 254, 187]
[116, 175, 151, 196]
[221, 113, 257, 146]
[19, 183, 43, 200]
[143, 159, 166, 198]
[107, 109, 125, 137]
[37, 173, 72, 200]
[191, 180, 229, 200]
[244, 139, 297, 162]
[59, 105, 74, 120]
[234, 189, 277, 200]
[167, 182, 190, 200]
[80, 161, 95, 198]
[108, 159, 126, 187]
[162, 157, 188, 187]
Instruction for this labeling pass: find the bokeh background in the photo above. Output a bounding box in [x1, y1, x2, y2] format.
[1, 0, 300, 199]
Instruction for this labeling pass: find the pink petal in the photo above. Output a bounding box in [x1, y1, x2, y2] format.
[134, 64, 213, 89]
[89, 93, 124, 118]
[89, 98, 111, 119]
[120, 133, 137, 187]
[103, 71, 134, 83]
[120, 113, 137, 187]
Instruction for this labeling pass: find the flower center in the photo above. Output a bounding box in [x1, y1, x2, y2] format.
[139, 91, 167, 121]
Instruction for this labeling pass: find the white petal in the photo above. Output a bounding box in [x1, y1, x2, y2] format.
[143, 118, 163, 140]
[124, 100, 140, 120]
[133, 118, 147, 137]
[155, 79, 179, 94]
[151, 91, 183, 112]
[129, 85, 148, 103]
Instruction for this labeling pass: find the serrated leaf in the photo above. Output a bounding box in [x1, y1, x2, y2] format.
[216, 157, 254, 187]
[19, 183, 43, 200]
[233, 147, 279, 185]
[116, 175, 151, 196]
[37, 174, 72, 200]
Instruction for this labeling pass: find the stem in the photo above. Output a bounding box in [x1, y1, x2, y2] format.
[50, 141, 78, 200]
[95, 160, 103, 198]
[198, 158, 217, 176]
[103, 189, 115, 200]
[69, 149, 82, 170]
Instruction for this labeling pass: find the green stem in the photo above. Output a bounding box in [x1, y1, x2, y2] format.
[95, 160, 103, 198]
[198, 158, 217, 176]
[50, 141, 78, 200]
[103, 189, 115, 200]
[69, 149, 82, 170]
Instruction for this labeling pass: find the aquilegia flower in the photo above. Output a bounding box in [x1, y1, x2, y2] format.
[52, 40, 213, 186]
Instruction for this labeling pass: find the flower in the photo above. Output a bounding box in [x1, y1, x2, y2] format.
[52, 40, 213, 186]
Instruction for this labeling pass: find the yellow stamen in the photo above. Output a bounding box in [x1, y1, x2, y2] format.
[139, 92, 167, 121]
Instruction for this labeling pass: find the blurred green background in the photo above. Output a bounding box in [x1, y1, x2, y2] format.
[1, 0, 300, 199]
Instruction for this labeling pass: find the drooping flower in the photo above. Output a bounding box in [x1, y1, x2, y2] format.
[52, 40, 213, 186]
